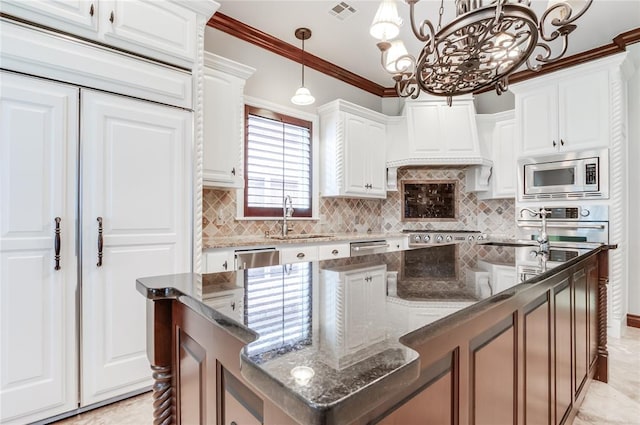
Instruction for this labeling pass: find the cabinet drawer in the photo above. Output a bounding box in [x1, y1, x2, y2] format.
[204, 250, 235, 273]
[280, 246, 319, 264]
[318, 243, 350, 260]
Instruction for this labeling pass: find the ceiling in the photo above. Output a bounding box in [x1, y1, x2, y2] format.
[215, 1, 640, 89]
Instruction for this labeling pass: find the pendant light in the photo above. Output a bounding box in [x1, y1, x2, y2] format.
[291, 27, 315, 106]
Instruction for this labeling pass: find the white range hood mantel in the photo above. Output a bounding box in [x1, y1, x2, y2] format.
[385, 94, 492, 191]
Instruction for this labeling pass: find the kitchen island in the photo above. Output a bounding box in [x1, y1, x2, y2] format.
[137, 242, 613, 425]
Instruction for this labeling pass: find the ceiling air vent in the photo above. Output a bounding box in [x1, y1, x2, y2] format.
[329, 2, 357, 20]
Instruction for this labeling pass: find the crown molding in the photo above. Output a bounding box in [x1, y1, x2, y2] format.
[207, 13, 386, 97]
[207, 13, 640, 99]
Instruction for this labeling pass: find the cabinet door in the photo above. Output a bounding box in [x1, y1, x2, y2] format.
[101, 0, 197, 66]
[558, 70, 609, 150]
[0, 0, 98, 37]
[204, 249, 235, 273]
[518, 85, 559, 156]
[492, 119, 517, 198]
[367, 121, 387, 197]
[0, 73, 78, 424]
[202, 67, 243, 187]
[343, 113, 370, 196]
[80, 90, 191, 405]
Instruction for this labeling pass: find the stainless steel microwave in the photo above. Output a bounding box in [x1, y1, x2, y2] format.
[518, 149, 609, 201]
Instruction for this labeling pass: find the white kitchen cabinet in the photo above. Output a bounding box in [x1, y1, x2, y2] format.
[467, 111, 517, 199]
[0, 73, 79, 425]
[512, 67, 610, 157]
[319, 264, 387, 369]
[204, 248, 236, 273]
[318, 99, 387, 199]
[0, 0, 200, 68]
[386, 94, 485, 168]
[203, 53, 255, 188]
[80, 90, 191, 405]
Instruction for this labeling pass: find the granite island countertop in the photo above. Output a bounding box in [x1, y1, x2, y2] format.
[137, 242, 607, 424]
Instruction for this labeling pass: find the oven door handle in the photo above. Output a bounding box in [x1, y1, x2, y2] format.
[517, 223, 606, 230]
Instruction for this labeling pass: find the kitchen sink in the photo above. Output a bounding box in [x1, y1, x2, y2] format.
[268, 233, 334, 240]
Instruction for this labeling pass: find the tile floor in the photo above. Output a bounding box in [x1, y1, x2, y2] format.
[54, 327, 640, 425]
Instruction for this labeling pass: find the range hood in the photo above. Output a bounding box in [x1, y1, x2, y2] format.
[385, 94, 492, 190]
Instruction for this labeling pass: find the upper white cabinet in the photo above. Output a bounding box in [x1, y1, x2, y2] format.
[318, 99, 387, 199]
[386, 94, 485, 168]
[467, 111, 517, 199]
[0, 0, 205, 68]
[512, 64, 612, 157]
[203, 53, 255, 188]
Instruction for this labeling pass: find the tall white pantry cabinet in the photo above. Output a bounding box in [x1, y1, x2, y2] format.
[0, 1, 219, 423]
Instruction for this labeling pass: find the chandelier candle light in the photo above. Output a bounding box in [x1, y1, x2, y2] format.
[370, 0, 593, 104]
[291, 27, 315, 106]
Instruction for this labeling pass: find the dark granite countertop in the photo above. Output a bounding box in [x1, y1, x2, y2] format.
[137, 242, 606, 425]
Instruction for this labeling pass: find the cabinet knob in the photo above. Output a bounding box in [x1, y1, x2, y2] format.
[296, 252, 305, 259]
[231, 167, 236, 176]
[560, 139, 565, 146]
[89, 3, 94, 16]
[109, 11, 114, 23]
[552, 140, 557, 147]
[222, 260, 228, 270]
[230, 301, 235, 311]
[331, 249, 339, 255]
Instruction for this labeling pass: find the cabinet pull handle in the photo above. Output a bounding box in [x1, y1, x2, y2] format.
[230, 301, 236, 311]
[97, 217, 103, 267]
[89, 4, 94, 16]
[560, 139, 565, 146]
[231, 167, 236, 176]
[54, 217, 61, 270]
[552, 140, 556, 147]
[331, 249, 339, 255]
[296, 252, 305, 259]
[222, 260, 228, 270]
[109, 11, 114, 23]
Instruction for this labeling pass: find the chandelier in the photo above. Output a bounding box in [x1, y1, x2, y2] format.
[370, 0, 593, 104]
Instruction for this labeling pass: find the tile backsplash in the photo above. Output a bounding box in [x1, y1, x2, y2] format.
[202, 167, 516, 239]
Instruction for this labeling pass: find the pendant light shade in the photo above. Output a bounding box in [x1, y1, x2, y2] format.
[291, 27, 315, 106]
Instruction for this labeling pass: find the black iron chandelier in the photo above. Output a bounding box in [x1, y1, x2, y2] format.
[370, 0, 593, 104]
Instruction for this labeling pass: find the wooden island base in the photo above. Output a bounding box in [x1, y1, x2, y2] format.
[143, 248, 610, 425]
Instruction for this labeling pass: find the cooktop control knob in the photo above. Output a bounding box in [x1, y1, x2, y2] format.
[580, 208, 590, 217]
[435, 234, 443, 243]
[467, 235, 475, 242]
[423, 235, 431, 243]
[477, 234, 485, 241]
[413, 235, 422, 243]
[445, 235, 453, 242]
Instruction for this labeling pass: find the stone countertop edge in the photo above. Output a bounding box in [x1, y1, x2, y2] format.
[135, 273, 257, 345]
[239, 351, 421, 425]
[202, 232, 404, 249]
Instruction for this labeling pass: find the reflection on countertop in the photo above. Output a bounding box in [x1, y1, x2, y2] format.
[137, 242, 600, 422]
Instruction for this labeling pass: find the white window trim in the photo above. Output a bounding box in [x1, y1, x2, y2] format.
[236, 96, 320, 221]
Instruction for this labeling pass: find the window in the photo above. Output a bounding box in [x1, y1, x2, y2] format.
[244, 105, 312, 217]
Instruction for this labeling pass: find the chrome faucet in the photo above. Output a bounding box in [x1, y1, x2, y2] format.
[521, 207, 551, 253]
[282, 195, 294, 237]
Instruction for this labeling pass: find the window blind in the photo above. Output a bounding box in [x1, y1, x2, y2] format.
[244, 263, 312, 357]
[245, 107, 312, 217]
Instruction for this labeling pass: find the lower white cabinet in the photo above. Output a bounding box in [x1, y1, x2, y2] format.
[0, 72, 191, 423]
[204, 249, 236, 273]
[318, 242, 351, 260]
[279, 245, 319, 264]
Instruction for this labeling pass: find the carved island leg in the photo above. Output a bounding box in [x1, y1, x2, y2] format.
[596, 251, 609, 383]
[147, 299, 175, 424]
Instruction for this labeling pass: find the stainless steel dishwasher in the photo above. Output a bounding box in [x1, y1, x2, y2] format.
[234, 247, 280, 269]
[349, 240, 389, 256]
